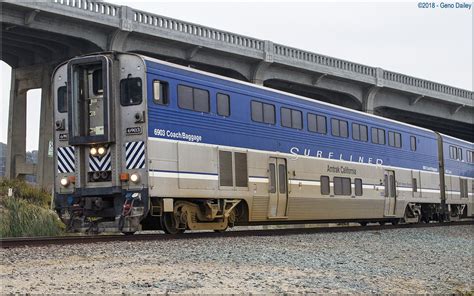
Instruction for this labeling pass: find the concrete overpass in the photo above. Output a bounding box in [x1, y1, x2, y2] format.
[1, 0, 472, 188]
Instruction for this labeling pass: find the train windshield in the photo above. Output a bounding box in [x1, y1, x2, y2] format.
[68, 55, 112, 145]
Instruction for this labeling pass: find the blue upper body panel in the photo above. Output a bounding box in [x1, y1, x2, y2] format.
[441, 135, 474, 177]
[143, 58, 472, 178]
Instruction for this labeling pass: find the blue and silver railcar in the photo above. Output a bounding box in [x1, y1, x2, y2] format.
[52, 52, 473, 233]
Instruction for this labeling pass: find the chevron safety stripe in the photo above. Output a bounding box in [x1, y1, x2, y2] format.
[57, 146, 75, 173]
[89, 148, 112, 172]
[125, 141, 146, 169]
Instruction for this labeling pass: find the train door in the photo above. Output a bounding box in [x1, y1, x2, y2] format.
[384, 170, 397, 216]
[268, 158, 288, 218]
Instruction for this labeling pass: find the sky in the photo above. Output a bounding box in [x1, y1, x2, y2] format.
[0, 0, 472, 151]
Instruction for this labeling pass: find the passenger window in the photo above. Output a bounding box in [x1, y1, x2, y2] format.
[412, 178, 418, 192]
[388, 131, 402, 148]
[449, 146, 457, 160]
[410, 136, 417, 151]
[372, 127, 386, 145]
[120, 77, 142, 106]
[177, 85, 192, 109]
[308, 113, 327, 134]
[263, 103, 275, 124]
[57, 86, 67, 113]
[334, 177, 351, 195]
[352, 123, 368, 142]
[194, 88, 210, 112]
[457, 148, 463, 161]
[355, 178, 363, 196]
[281, 108, 292, 128]
[153, 80, 169, 105]
[217, 93, 230, 117]
[219, 151, 233, 187]
[251, 100, 275, 124]
[92, 69, 103, 95]
[281, 107, 302, 129]
[251, 101, 263, 122]
[331, 119, 348, 138]
[321, 176, 330, 195]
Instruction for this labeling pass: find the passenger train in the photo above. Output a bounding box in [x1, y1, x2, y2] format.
[52, 52, 473, 234]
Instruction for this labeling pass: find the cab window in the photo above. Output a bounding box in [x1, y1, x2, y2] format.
[120, 77, 142, 106]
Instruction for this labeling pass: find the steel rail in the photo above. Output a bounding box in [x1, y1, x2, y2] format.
[1, 220, 472, 249]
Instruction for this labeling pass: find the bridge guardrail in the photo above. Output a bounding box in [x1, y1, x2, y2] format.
[23, 0, 470, 102]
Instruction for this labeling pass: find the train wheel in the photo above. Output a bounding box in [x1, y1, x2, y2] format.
[161, 212, 185, 234]
[379, 221, 386, 225]
[360, 222, 368, 226]
[122, 232, 136, 236]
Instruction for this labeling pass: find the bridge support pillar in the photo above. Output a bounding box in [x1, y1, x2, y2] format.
[5, 64, 54, 189]
[6, 68, 30, 181]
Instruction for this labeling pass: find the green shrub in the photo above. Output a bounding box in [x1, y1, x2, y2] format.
[0, 179, 65, 237]
[0, 197, 65, 237]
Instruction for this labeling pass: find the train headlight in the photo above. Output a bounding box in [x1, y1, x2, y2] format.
[60, 177, 69, 187]
[98, 146, 106, 156]
[130, 173, 140, 183]
[90, 147, 98, 156]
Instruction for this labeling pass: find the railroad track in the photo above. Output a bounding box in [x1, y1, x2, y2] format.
[1, 220, 472, 249]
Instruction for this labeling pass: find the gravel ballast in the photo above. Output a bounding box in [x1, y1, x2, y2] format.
[1, 225, 472, 294]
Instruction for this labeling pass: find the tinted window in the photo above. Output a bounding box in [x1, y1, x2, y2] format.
[251, 101, 263, 122]
[412, 178, 418, 192]
[292, 110, 302, 129]
[92, 69, 103, 95]
[321, 176, 330, 195]
[194, 88, 210, 112]
[263, 103, 275, 124]
[234, 152, 248, 187]
[269, 163, 276, 193]
[178, 85, 193, 110]
[410, 136, 417, 151]
[334, 177, 352, 195]
[352, 123, 368, 142]
[355, 178, 363, 196]
[153, 80, 169, 105]
[219, 151, 233, 187]
[278, 164, 287, 193]
[378, 129, 386, 145]
[251, 101, 275, 124]
[217, 93, 230, 116]
[331, 118, 348, 138]
[308, 113, 327, 134]
[372, 127, 386, 145]
[389, 132, 402, 148]
[281, 107, 292, 128]
[57, 86, 67, 113]
[120, 78, 142, 106]
[281, 107, 302, 129]
[177, 85, 209, 112]
[458, 148, 463, 161]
